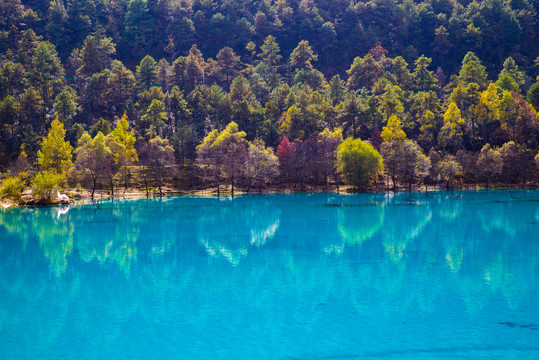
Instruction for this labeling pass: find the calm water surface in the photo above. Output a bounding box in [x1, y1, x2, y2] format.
[1, 191, 539, 359]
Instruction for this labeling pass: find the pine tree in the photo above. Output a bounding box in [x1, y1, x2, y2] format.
[136, 55, 158, 91]
[37, 117, 73, 175]
[290, 40, 318, 69]
[412, 55, 437, 91]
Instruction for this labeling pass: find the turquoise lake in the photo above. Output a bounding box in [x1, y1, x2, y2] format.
[1, 191, 539, 359]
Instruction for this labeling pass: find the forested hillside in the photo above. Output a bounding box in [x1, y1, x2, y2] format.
[2, 0, 539, 198]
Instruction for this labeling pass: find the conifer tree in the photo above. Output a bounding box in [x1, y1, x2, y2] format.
[37, 117, 73, 175]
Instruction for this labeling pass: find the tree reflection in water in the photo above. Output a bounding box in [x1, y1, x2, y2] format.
[0, 192, 538, 335]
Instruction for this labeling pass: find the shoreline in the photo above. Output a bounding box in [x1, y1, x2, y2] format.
[1, 184, 536, 210]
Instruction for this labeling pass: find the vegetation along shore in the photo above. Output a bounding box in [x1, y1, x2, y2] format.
[2, 0, 539, 205]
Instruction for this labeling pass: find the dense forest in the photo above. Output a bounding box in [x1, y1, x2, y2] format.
[2, 0, 539, 200]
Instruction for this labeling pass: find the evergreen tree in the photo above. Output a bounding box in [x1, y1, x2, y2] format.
[78, 35, 116, 76]
[37, 118, 73, 175]
[259, 35, 282, 67]
[498, 57, 525, 88]
[458, 52, 488, 88]
[290, 40, 318, 69]
[31, 41, 64, 105]
[412, 55, 437, 91]
[216, 47, 242, 86]
[124, 0, 153, 59]
[53, 87, 78, 125]
[136, 55, 158, 91]
[347, 54, 382, 90]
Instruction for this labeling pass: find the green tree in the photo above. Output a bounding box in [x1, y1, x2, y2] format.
[347, 54, 382, 90]
[140, 99, 168, 138]
[37, 118, 73, 175]
[124, 0, 153, 59]
[136, 55, 158, 91]
[432, 26, 451, 67]
[329, 75, 346, 105]
[31, 41, 64, 105]
[166, 86, 191, 130]
[184, 45, 206, 92]
[89, 118, 111, 137]
[0, 95, 20, 155]
[77, 34, 116, 76]
[229, 75, 259, 138]
[0, 61, 27, 97]
[19, 87, 44, 133]
[498, 57, 525, 88]
[53, 86, 78, 125]
[496, 73, 521, 93]
[107, 60, 135, 114]
[337, 137, 384, 189]
[290, 40, 318, 69]
[527, 80, 539, 111]
[381, 136, 407, 191]
[412, 55, 437, 91]
[458, 52, 488, 88]
[259, 35, 282, 67]
[391, 56, 413, 90]
[216, 47, 242, 86]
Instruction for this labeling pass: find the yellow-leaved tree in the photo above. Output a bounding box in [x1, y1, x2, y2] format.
[439, 102, 465, 151]
[196, 122, 248, 195]
[108, 113, 138, 193]
[37, 117, 73, 175]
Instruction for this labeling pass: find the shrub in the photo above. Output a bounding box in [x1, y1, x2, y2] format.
[0, 175, 26, 202]
[31, 171, 64, 201]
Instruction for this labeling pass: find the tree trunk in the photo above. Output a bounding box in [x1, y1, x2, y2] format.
[123, 167, 129, 195]
[91, 178, 96, 200]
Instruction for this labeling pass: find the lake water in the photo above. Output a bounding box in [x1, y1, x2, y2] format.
[1, 191, 539, 359]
